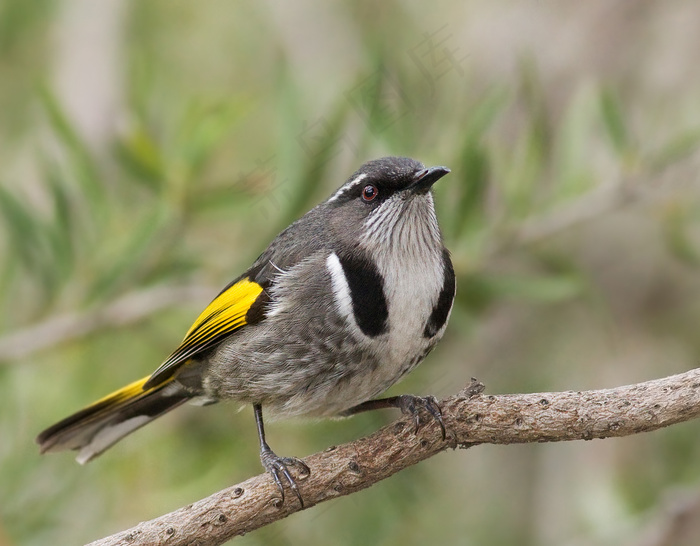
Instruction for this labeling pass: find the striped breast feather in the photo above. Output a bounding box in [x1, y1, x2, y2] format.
[144, 277, 265, 388]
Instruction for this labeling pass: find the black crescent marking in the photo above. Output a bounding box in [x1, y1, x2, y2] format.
[337, 252, 389, 337]
[423, 248, 455, 338]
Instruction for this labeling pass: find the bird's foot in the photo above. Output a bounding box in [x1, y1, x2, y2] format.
[396, 394, 446, 440]
[260, 446, 310, 508]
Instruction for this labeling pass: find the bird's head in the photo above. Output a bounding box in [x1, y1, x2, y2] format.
[324, 156, 450, 253]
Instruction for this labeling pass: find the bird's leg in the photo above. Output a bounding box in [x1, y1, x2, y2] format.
[254, 404, 310, 507]
[341, 395, 446, 440]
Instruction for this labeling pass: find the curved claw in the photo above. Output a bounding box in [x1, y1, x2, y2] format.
[397, 394, 446, 440]
[260, 449, 309, 508]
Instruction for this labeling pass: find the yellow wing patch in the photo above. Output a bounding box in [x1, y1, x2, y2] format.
[184, 278, 263, 339]
[145, 278, 264, 387]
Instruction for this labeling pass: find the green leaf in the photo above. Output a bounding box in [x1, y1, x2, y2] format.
[463, 88, 509, 144]
[599, 87, 630, 156]
[190, 184, 253, 215]
[177, 98, 246, 179]
[87, 205, 174, 300]
[552, 86, 597, 197]
[0, 184, 42, 269]
[518, 56, 551, 156]
[446, 89, 507, 238]
[491, 273, 584, 302]
[38, 85, 107, 211]
[652, 127, 700, 172]
[456, 271, 584, 311]
[114, 123, 165, 191]
[0, 183, 61, 303]
[282, 94, 353, 226]
[43, 166, 76, 283]
[454, 144, 489, 236]
[661, 203, 700, 266]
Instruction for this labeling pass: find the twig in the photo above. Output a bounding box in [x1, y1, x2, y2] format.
[494, 162, 692, 252]
[0, 284, 212, 363]
[511, 179, 633, 246]
[88, 369, 700, 546]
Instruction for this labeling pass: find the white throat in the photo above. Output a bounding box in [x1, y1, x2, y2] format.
[360, 193, 444, 364]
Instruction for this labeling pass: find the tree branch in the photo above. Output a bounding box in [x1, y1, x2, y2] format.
[499, 167, 686, 252]
[0, 284, 212, 363]
[88, 369, 700, 546]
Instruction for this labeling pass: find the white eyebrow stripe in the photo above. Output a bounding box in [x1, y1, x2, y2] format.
[327, 173, 367, 203]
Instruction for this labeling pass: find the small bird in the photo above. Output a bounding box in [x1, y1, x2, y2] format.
[37, 156, 455, 507]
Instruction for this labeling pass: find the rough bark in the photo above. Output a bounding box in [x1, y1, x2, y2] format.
[88, 369, 700, 546]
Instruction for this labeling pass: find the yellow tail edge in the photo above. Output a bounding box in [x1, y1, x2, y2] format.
[36, 375, 172, 455]
[85, 375, 152, 410]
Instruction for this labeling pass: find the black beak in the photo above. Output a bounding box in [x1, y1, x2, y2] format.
[411, 166, 451, 194]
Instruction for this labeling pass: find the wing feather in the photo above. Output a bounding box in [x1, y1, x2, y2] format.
[143, 277, 264, 388]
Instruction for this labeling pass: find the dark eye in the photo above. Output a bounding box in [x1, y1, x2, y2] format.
[362, 184, 378, 202]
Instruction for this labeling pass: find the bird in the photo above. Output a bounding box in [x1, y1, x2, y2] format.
[36, 156, 456, 507]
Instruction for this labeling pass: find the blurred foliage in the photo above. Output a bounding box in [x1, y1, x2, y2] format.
[2, 1, 700, 545]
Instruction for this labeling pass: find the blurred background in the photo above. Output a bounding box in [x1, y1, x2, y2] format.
[2, 1, 700, 545]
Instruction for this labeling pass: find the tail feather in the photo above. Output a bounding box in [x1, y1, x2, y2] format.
[36, 376, 190, 464]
